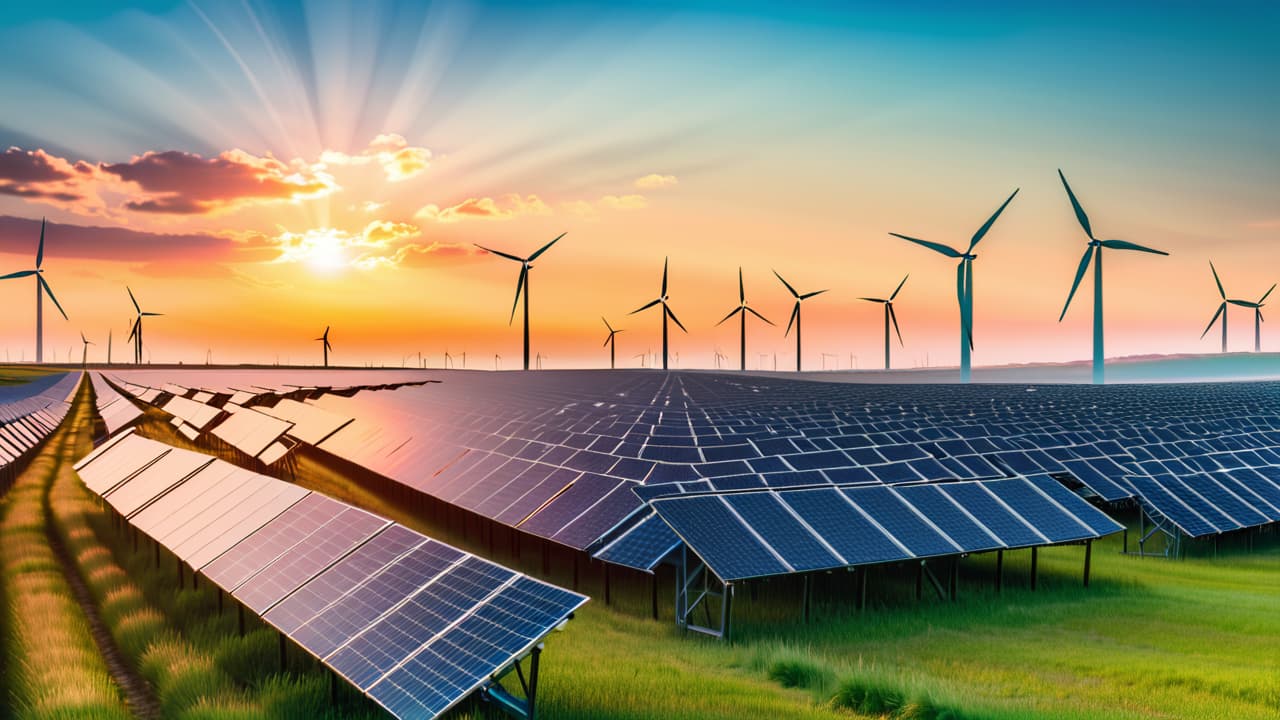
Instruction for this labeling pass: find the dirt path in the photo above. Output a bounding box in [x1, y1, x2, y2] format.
[41, 381, 163, 720]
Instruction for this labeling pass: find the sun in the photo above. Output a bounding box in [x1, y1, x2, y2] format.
[273, 227, 350, 275]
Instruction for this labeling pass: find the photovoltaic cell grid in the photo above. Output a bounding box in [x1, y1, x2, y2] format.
[73, 430, 586, 720]
[652, 475, 1122, 581]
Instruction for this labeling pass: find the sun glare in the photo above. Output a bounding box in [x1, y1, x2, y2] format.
[273, 227, 349, 274]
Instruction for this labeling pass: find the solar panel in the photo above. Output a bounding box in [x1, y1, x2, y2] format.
[202, 493, 347, 590]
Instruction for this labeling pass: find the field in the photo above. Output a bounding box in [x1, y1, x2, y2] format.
[1, 375, 1277, 719]
[0, 366, 57, 386]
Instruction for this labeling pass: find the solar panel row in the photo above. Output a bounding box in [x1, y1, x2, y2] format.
[651, 475, 1123, 581]
[88, 373, 144, 434]
[72, 429, 586, 720]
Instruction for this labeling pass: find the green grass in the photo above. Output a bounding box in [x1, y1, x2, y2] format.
[0, 386, 130, 719]
[102, 397, 1280, 719]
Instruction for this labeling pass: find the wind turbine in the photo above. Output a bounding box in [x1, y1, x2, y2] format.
[1057, 170, 1168, 384]
[630, 257, 687, 370]
[1200, 263, 1273, 353]
[0, 218, 68, 363]
[717, 268, 773, 371]
[314, 326, 333, 367]
[79, 332, 94, 368]
[891, 189, 1018, 383]
[859, 274, 909, 370]
[601, 317, 623, 369]
[774, 270, 826, 372]
[126, 287, 162, 365]
[475, 232, 566, 370]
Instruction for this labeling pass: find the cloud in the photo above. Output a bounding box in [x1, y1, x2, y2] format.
[101, 149, 336, 215]
[354, 200, 388, 213]
[269, 220, 437, 269]
[0, 214, 274, 264]
[0, 147, 104, 212]
[415, 194, 551, 223]
[634, 173, 678, 190]
[353, 241, 479, 270]
[361, 219, 421, 246]
[562, 194, 650, 218]
[321, 133, 432, 182]
[599, 194, 648, 210]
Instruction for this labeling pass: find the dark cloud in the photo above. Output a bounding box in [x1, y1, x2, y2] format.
[0, 215, 276, 264]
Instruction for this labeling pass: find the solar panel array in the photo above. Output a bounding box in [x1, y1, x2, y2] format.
[0, 372, 79, 476]
[95, 369, 1280, 582]
[73, 430, 586, 720]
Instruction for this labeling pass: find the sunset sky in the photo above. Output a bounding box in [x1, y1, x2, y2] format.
[0, 1, 1277, 369]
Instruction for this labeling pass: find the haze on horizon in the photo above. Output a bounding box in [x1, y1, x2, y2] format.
[0, 0, 1276, 370]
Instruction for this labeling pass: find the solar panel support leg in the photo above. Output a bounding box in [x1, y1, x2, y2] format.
[995, 550, 1003, 595]
[651, 572, 659, 620]
[948, 558, 958, 602]
[722, 584, 734, 644]
[1122, 528, 1128, 555]
[1030, 547, 1038, 591]
[528, 645, 541, 720]
[856, 567, 868, 612]
[801, 575, 811, 623]
[915, 562, 924, 601]
[1083, 540, 1092, 588]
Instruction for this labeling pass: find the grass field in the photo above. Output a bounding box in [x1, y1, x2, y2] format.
[116, 396, 1280, 720]
[0, 366, 57, 386]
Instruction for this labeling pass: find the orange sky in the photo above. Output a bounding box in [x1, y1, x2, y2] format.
[0, 2, 1277, 369]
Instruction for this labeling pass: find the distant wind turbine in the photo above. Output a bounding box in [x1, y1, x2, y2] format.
[774, 270, 826, 372]
[107, 329, 112, 365]
[80, 332, 94, 368]
[126, 287, 162, 365]
[0, 218, 68, 363]
[476, 232, 566, 370]
[892, 189, 1018, 383]
[859, 274, 909, 370]
[1057, 170, 1167, 384]
[1201, 262, 1273, 353]
[601, 317, 623, 369]
[630, 257, 687, 370]
[717, 268, 773, 371]
[315, 326, 332, 366]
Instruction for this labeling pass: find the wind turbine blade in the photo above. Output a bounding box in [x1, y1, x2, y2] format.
[38, 276, 68, 320]
[716, 307, 743, 326]
[128, 287, 141, 314]
[1058, 169, 1095, 240]
[325, 340, 332, 352]
[745, 307, 774, 325]
[773, 270, 800, 298]
[1209, 261, 1225, 299]
[80, 331, 86, 343]
[965, 261, 975, 350]
[955, 261, 966, 315]
[890, 273, 909, 301]
[141, 312, 163, 317]
[888, 303, 904, 346]
[661, 257, 669, 296]
[127, 319, 139, 343]
[474, 244, 526, 263]
[967, 188, 1019, 252]
[1200, 303, 1226, 339]
[890, 233, 963, 259]
[1099, 239, 1168, 256]
[858, 297, 886, 303]
[0, 270, 37, 280]
[603, 333, 613, 347]
[1260, 310, 1266, 323]
[36, 217, 46, 268]
[324, 326, 330, 338]
[738, 267, 745, 304]
[1227, 300, 1256, 308]
[784, 302, 799, 337]
[666, 305, 688, 333]
[528, 232, 566, 261]
[602, 316, 614, 333]
[800, 289, 827, 300]
[631, 298, 661, 314]
[1059, 245, 1095, 322]
[509, 266, 527, 325]
[1260, 284, 1276, 304]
